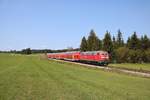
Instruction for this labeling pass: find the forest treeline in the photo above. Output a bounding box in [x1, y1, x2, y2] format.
[80, 29, 150, 63]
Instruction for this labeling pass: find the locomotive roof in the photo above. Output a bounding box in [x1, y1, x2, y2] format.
[82, 51, 107, 54]
[47, 51, 80, 54]
[65, 51, 80, 54]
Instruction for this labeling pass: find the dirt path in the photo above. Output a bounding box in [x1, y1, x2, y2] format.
[52, 59, 150, 78]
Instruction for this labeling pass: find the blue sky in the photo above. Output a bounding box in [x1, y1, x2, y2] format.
[0, 0, 150, 50]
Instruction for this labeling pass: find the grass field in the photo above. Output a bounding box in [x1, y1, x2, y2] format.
[0, 53, 150, 100]
[109, 63, 150, 72]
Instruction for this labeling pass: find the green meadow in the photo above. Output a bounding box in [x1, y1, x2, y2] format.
[0, 53, 150, 100]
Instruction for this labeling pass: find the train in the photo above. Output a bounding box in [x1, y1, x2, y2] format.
[47, 51, 109, 66]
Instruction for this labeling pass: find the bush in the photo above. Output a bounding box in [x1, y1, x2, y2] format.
[145, 49, 150, 62]
[115, 47, 149, 63]
[127, 49, 145, 63]
[115, 47, 129, 63]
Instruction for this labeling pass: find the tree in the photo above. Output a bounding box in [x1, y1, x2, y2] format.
[103, 31, 113, 54]
[97, 38, 102, 50]
[87, 29, 101, 51]
[140, 35, 150, 50]
[80, 36, 88, 51]
[26, 48, 31, 54]
[94, 37, 102, 50]
[126, 37, 131, 47]
[103, 31, 114, 62]
[127, 32, 140, 50]
[116, 29, 124, 48]
[112, 35, 117, 49]
[21, 48, 31, 55]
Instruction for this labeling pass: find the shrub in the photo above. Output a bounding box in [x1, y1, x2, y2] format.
[145, 49, 150, 62]
[115, 47, 129, 63]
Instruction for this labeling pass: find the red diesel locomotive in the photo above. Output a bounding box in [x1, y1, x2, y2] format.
[47, 51, 109, 66]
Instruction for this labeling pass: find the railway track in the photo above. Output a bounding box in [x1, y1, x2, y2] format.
[51, 59, 150, 78]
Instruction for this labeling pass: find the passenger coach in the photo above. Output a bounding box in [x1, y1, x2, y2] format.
[47, 51, 109, 66]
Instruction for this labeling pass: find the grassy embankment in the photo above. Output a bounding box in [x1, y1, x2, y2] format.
[109, 63, 150, 72]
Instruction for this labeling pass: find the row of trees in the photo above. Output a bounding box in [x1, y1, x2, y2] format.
[80, 29, 150, 63]
[4, 48, 80, 54]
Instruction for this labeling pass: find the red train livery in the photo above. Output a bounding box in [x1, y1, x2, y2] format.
[47, 51, 109, 66]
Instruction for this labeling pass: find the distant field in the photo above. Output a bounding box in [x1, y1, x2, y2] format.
[109, 63, 150, 72]
[0, 53, 150, 100]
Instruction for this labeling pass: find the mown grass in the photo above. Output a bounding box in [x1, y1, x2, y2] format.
[0, 53, 150, 100]
[109, 63, 150, 71]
